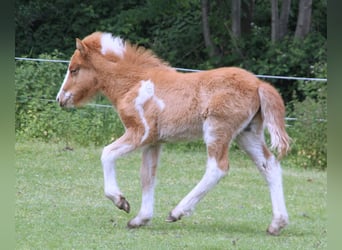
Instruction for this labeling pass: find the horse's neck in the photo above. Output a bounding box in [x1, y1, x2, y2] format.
[98, 60, 171, 107]
[99, 69, 140, 107]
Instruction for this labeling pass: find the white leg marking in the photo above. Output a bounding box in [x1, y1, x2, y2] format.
[140, 183, 155, 218]
[101, 143, 134, 204]
[135, 80, 165, 143]
[265, 156, 288, 222]
[136, 147, 156, 221]
[128, 183, 155, 227]
[237, 131, 288, 234]
[170, 157, 225, 218]
[237, 131, 265, 167]
[100, 33, 126, 58]
[203, 120, 216, 145]
[128, 144, 161, 227]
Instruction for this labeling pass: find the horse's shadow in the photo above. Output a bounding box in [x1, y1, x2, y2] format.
[142, 218, 305, 237]
[145, 219, 262, 235]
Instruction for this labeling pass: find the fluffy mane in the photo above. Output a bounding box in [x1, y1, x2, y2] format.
[124, 43, 171, 69]
[82, 32, 171, 70]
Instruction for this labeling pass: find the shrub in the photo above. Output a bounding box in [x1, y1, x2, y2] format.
[287, 77, 327, 170]
[15, 53, 124, 146]
[16, 53, 327, 170]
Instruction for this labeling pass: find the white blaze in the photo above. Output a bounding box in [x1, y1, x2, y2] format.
[56, 67, 70, 100]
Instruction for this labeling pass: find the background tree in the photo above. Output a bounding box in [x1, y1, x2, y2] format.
[15, 0, 327, 169]
[241, 0, 255, 35]
[294, 0, 313, 39]
[271, 0, 292, 41]
[15, 0, 326, 101]
[231, 0, 241, 38]
[201, 0, 220, 58]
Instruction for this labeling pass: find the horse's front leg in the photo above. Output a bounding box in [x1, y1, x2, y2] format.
[101, 132, 137, 213]
[127, 144, 162, 228]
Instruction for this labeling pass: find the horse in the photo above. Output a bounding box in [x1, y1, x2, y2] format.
[56, 31, 291, 235]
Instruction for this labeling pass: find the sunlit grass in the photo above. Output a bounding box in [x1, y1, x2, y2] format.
[15, 141, 326, 249]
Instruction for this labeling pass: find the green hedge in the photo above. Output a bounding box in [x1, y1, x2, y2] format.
[15, 53, 327, 169]
[286, 80, 327, 170]
[15, 53, 124, 146]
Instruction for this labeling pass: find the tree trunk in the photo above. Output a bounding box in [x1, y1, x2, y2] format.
[294, 0, 313, 39]
[271, 0, 280, 42]
[201, 0, 219, 58]
[279, 0, 291, 38]
[231, 0, 241, 38]
[271, 0, 291, 42]
[241, 0, 255, 35]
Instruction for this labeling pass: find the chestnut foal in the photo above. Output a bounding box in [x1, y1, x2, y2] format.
[56, 32, 290, 235]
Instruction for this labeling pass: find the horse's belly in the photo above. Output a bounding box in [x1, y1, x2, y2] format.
[158, 120, 203, 142]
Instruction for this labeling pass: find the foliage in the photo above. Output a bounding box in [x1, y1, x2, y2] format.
[254, 34, 326, 101]
[15, 1, 327, 80]
[15, 54, 327, 169]
[15, 54, 124, 146]
[15, 0, 327, 169]
[15, 0, 120, 57]
[287, 77, 327, 170]
[288, 100, 327, 170]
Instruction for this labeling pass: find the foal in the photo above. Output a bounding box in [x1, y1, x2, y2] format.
[56, 32, 291, 235]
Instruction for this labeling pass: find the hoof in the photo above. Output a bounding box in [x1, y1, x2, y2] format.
[127, 221, 141, 229]
[165, 213, 180, 223]
[117, 196, 130, 213]
[266, 218, 288, 236]
[127, 218, 150, 229]
[266, 226, 281, 236]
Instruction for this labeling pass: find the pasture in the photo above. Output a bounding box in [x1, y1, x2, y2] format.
[15, 140, 326, 249]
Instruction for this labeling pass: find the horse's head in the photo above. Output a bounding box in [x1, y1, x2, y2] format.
[56, 32, 126, 107]
[56, 37, 98, 107]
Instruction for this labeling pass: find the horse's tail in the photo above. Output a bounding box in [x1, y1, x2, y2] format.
[258, 81, 291, 159]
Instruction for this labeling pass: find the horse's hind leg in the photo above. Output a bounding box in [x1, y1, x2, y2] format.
[236, 116, 289, 235]
[127, 144, 162, 228]
[167, 122, 229, 222]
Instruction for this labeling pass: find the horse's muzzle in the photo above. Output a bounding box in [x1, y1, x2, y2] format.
[56, 90, 74, 108]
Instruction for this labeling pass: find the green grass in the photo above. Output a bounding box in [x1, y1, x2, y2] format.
[15, 140, 327, 249]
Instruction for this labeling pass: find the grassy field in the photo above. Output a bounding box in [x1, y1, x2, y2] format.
[15, 140, 327, 249]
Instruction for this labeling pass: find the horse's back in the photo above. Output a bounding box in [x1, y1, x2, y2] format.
[198, 67, 261, 118]
[153, 67, 262, 142]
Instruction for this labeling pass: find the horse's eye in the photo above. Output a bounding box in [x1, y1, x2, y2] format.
[70, 68, 79, 74]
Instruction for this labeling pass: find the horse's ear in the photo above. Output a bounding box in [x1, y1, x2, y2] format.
[76, 38, 87, 55]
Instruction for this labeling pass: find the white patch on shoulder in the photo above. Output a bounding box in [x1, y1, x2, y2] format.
[100, 33, 126, 58]
[153, 96, 165, 110]
[136, 80, 155, 106]
[135, 80, 153, 143]
[135, 80, 165, 143]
